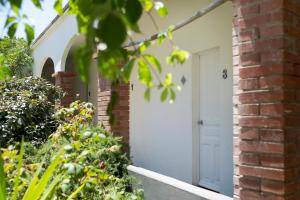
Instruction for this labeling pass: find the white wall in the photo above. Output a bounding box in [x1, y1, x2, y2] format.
[128, 165, 232, 200]
[32, 14, 99, 119]
[32, 14, 79, 76]
[130, 0, 233, 196]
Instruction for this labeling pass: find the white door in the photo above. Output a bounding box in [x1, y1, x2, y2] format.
[198, 48, 221, 192]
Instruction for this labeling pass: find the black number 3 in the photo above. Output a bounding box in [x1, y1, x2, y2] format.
[222, 69, 228, 79]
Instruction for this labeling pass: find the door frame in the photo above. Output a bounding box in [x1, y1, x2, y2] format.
[192, 46, 221, 188]
[192, 46, 233, 196]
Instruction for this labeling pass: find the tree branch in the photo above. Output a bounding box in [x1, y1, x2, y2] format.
[123, 0, 228, 48]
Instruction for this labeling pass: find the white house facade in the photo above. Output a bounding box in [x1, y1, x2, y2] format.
[32, 0, 300, 199]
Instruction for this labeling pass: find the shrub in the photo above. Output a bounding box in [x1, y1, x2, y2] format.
[0, 76, 63, 146]
[3, 101, 143, 199]
[0, 37, 33, 77]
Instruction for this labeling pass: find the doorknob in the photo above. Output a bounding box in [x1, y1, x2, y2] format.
[197, 120, 203, 125]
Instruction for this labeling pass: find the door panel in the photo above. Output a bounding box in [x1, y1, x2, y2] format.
[198, 48, 221, 192]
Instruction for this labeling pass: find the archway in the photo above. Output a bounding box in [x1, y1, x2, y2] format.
[63, 36, 99, 124]
[41, 58, 55, 84]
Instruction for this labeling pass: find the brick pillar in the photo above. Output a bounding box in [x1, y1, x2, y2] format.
[233, 0, 300, 199]
[52, 71, 76, 107]
[98, 77, 130, 152]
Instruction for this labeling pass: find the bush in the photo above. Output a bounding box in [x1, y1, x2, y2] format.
[0, 37, 33, 77]
[3, 101, 143, 199]
[0, 76, 63, 146]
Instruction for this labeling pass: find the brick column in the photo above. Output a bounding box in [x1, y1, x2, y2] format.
[52, 71, 76, 107]
[98, 77, 130, 152]
[233, 0, 300, 199]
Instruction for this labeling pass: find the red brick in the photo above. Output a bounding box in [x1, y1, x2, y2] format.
[239, 104, 259, 115]
[239, 79, 259, 90]
[260, 155, 285, 168]
[239, 64, 285, 79]
[240, 53, 261, 66]
[239, 28, 259, 42]
[238, 4, 260, 16]
[239, 177, 260, 190]
[261, 180, 285, 195]
[260, 0, 284, 13]
[259, 76, 284, 89]
[240, 128, 259, 140]
[260, 25, 285, 38]
[240, 141, 284, 154]
[261, 51, 284, 64]
[260, 103, 284, 116]
[240, 153, 260, 165]
[239, 165, 285, 181]
[260, 129, 284, 142]
[239, 90, 284, 103]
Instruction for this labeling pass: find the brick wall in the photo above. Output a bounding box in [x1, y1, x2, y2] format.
[233, 0, 300, 199]
[98, 77, 130, 152]
[53, 71, 76, 106]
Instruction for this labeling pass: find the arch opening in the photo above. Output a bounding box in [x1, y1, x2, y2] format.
[41, 58, 55, 84]
[63, 35, 99, 124]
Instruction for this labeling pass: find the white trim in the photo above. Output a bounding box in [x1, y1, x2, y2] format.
[128, 165, 232, 200]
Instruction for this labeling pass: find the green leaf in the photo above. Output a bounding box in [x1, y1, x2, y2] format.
[166, 49, 190, 66]
[98, 48, 127, 80]
[138, 41, 151, 53]
[11, 140, 25, 200]
[54, 0, 63, 15]
[138, 59, 153, 87]
[40, 174, 62, 200]
[5, 16, 16, 27]
[100, 13, 127, 50]
[143, 54, 162, 74]
[164, 73, 172, 86]
[74, 46, 92, 83]
[0, 64, 12, 80]
[144, 0, 154, 12]
[157, 33, 166, 45]
[123, 59, 135, 82]
[144, 88, 151, 101]
[160, 88, 168, 102]
[25, 24, 35, 44]
[0, 151, 7, 200]
[10, 0, 22, 15]
[31, 0, 42, 9]
[170, 88, 176, 103]
[125, 0, 142, 25]
[23, 149, 64, 200]
[155, 2, 168, 17]
[66, 181, 87, 200]
[7, 23, 18, 38]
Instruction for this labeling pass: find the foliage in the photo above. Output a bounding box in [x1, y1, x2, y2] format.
[2, 101, 143, 199]
[0, 141, 85, 200]
[0, 76, 63, 147]
[0, 37, 33, 77]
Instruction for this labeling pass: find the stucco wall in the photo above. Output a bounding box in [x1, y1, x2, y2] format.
[32, 14, 79, 76]
[128, 165, 232, 200]
[130, 0, 233, 196]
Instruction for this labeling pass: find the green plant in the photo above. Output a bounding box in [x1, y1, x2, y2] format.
[0, 37, 33, 77]
[0, 76, 63, 147]
[23, 101, 143, 199]
[0, 141, 85, 200]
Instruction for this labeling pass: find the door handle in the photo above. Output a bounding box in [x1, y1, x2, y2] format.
[197, 120, 203, 125]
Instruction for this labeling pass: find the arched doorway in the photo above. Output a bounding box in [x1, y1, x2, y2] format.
[63, 36, 99, 124]
[41, 58, 55, 84]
